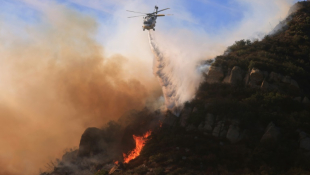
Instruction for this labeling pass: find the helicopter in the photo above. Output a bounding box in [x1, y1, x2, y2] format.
[127, 6, 171, 31]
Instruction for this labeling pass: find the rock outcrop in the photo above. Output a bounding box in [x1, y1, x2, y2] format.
[261, 80, 270, 89]
[260, 122, 280, 142]
[282, 76, 299, 88]
[269, 72, 283, 82]
[302, 97, 310, 104]
[180, 107, 192, 127]
[212, 121, 227, 137]
[186, 124, 196, 132]
[300, 132, 310, 151]
[223, 66, 244, 85]
[204, 113, 215, 131]
[78, 127, 105, 157]
[249, 68, 264, 87]
[205, 66, 224, 83]
[226, 123, 244, 143]
[204, 66, 300, 93]
[294, 97, 302, 102]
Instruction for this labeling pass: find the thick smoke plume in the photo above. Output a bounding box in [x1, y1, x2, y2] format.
[0, 3, 161, 175]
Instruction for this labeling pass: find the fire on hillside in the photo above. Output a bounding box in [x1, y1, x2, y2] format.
[123, 131, 152, 164]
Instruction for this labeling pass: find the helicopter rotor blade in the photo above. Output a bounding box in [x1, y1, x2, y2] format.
[157, 8, 170, 13]
[128, 15, 145, 18]
[156, 14, 173, 17]
[126, 10, 147, 14]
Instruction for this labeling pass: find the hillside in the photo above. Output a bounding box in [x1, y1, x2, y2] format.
[113, 2, 310, 174]
[42, 2, 310, 175]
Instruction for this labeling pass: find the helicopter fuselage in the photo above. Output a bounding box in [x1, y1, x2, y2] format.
[143, 16, 157, 31]
[127, 6, 170, 31]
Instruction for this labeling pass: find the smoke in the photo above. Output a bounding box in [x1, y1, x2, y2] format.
[44, 108, 163, 175]
[0, 1, 161, 175]
[148, 31, 204, 114]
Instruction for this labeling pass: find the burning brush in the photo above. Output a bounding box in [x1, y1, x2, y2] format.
[123, 131, 152, 163]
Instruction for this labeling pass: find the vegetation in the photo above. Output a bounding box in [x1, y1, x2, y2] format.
[117, 2, 310, 174]
[213, 2, 310, 96]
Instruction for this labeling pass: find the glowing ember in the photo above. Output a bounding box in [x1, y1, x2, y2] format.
[123, 131, 152, 163]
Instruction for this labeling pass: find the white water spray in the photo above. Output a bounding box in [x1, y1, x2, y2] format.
[148, 31, 181, 114]
[148, 31, 209, 115]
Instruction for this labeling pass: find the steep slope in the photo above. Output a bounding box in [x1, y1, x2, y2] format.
[113, 2, 310, 175]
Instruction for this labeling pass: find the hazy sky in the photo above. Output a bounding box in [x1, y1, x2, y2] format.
[1, 0, 299, 55]
[0, 0, 298, 31]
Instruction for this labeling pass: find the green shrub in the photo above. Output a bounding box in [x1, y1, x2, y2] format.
[133, 165, 148, 174]
[94, 170, 108, 175]
[149, 153, 166, 163]
[153, 167, 165, 175]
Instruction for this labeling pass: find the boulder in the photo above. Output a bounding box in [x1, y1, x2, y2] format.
[269, 72, 283, 82]
[224, 66, 244, 85]
[281, 76, 299, 88]
[261, 80, 270, 89]
[300, 138, 310, 151]
[300, 131, 308, 140]
[260, 122, 280, 142]
[186, 124, 196, 132]
[226, 124, 241, 143]
[269, 84, 279, 91]
[290, 79, 299, 88]
[249, 68, 264, 87]
[294, 97, 302, 102]
[244, 71, 250, 85]
[198, 123, 204, 131]
[78, 127, 106, 157]
[205, 66, 224, 83]
[204, 113, 215, 131]
[282, 76, 292, 84]
[180, 107, 191, 127]
[212, 121, 227, 137]
[222, 68, 232, 83]
[302, 97, 310, 104]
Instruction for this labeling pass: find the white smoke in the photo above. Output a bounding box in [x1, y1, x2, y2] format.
[148, 31, 206, 114]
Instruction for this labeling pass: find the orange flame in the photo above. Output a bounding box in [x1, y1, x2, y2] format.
[123, 131, 152, 163]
